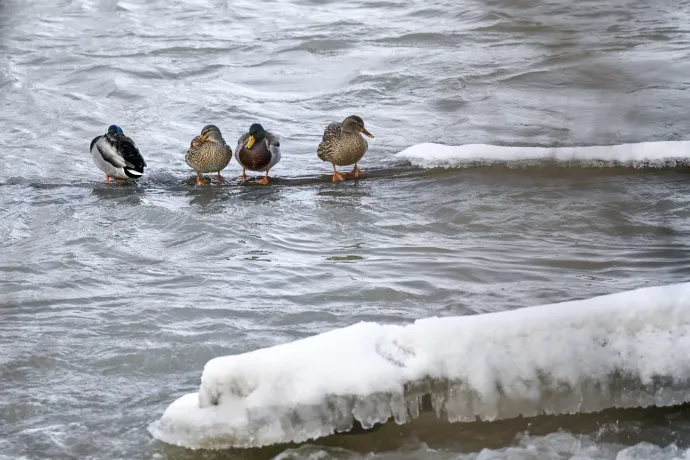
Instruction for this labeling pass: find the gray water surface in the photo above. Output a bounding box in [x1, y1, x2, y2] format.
[2, 0, 690, 459]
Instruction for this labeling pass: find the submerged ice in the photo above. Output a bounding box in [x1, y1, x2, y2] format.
[149, 282, 690, 449]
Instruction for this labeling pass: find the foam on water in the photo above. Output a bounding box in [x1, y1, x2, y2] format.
[149, 282, 690, 450]
[395, 141, 690, 169]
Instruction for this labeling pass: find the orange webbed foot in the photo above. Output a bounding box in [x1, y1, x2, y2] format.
[332, 171, 345, 183]
[348, 163, 366, 179]
[195, 172, 209, 186]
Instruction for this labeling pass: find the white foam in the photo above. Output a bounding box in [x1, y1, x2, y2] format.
[149, 282, 690, 450]
[394, 141, 690, 169]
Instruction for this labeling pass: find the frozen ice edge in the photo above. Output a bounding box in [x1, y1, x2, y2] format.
[394, 140, 690, 169]
[149, 282, 690, 450]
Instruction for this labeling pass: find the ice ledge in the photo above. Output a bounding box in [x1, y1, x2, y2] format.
[394, 141, 690, 169]
[149, 282, 690, 449]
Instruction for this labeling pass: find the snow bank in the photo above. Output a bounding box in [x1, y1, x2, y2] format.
[149, 282, 690, 450]
[395, 141, 690, 169]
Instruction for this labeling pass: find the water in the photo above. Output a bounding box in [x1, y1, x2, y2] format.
[1, 0, 690, 458]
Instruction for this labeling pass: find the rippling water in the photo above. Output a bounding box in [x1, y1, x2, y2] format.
[2, 0, 690, 458]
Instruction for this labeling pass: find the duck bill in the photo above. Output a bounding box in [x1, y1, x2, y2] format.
[361, 128, 374, 138]
[246, 135, 256, 149]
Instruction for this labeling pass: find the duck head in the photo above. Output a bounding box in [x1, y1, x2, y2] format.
[199, 125, 223, 143]
[341, 116, 373, 138]
[107, 125, 124, 136]
[245, 123, 266, 149]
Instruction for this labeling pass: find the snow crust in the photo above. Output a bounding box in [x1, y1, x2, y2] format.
[149, 282, 690, 450]
[395, 141, 690, 169]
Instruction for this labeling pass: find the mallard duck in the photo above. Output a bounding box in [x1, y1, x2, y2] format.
[90, 124, 147, 184]
[234, 123, 281, 185]
[317, 115, 374, 183]
[185, 124, 233, 186]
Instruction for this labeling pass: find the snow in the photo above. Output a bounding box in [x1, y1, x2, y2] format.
[394, 141, 690, 169]
[149, 282, 690, 450]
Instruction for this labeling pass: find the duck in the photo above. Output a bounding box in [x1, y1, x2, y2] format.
[90, 124, 147, 184]
[317, 115, 374, 183]
[234, 123, 281, 185]
[185, 124, 233, 186]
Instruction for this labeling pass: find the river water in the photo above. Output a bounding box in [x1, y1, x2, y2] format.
[2, 0, 690, 459]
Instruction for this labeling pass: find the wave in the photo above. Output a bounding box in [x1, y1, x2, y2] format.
[275, 433, 690, 460]
[148, 282, 690, 450]
[395, 141, 690, 169]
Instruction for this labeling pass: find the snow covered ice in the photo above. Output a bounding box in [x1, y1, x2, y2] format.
[149, 282, 690, 450]
[395, 140, 690, 169]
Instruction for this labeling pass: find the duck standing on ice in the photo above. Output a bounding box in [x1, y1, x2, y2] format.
[185, 124, 233, 186]
[234, 123, 281, 185]
[90, 125, 147, 184]
[317, 115, 373, 183]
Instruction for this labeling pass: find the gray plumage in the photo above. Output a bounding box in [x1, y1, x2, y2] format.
[90, 126, 146, 180]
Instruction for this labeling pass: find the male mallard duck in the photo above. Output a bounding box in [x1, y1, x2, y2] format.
[234, 123, 281, 185]
[90, 124, 146, 184]
[185, 124, 233, 186]
[317, 115, 374, 183]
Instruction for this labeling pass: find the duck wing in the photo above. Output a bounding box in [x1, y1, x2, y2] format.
[95, 135, 127, 169]
[265, 131, 281, 169]
[189, 135, 202, 150]
[116, 134, 147, 171]
[234, 132, 250, 165]
[265, 131, 281, 154]
[90, 135, 102, 153]
[321, 122, 341, 142]
[317, 122, 341, 162]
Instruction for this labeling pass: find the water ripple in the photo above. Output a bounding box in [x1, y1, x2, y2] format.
[2, 0, 690, 458]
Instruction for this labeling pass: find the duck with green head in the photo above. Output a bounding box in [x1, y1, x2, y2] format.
[90, 124, 147, 184]
[317, 115, 373, 183]
[234, 123, 281, 185]
[185, 124, 233, 186]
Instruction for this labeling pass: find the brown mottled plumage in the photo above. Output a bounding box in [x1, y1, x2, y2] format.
[185, 125, 233, 186]
[317, 115, 373, 183]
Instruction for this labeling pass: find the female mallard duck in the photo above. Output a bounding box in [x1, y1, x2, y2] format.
[185, 124, 233, 186]
[234, 123, 281, 185]
[90, 124, 146, 184]
[317, 115, 374, 183]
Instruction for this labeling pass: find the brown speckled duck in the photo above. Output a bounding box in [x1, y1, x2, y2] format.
[185, 124, 233, 186]
[234, 123, 282, 185]
[317, 115, 373, 183]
